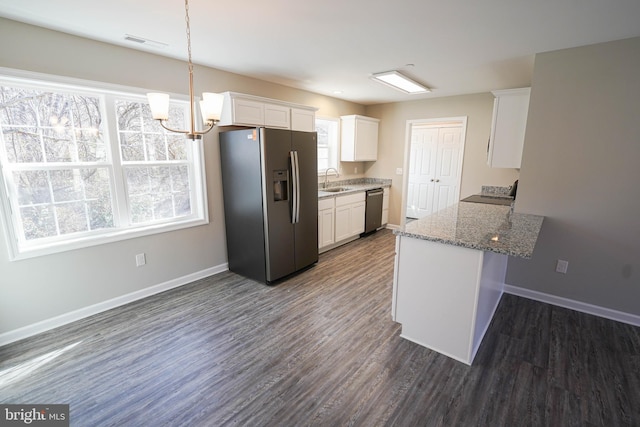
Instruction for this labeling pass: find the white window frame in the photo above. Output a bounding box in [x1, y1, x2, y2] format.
[315, 116, 340, 175]
[0, 68, 209, 260]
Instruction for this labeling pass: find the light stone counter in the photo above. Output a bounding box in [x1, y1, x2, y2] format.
[394, 202, 544, 259]
[318, 178, 391, 199]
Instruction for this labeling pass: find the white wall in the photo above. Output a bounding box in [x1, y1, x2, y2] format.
[0, 18, 364, 339]
[506, 37, 640, 316]
[364, 94, 520, 225]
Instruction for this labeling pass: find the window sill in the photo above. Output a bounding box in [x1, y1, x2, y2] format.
[7, 216, 209, 261]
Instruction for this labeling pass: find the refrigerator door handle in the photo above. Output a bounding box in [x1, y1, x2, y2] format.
[294, 151, 301, 223]
[290, 150, 300, 224]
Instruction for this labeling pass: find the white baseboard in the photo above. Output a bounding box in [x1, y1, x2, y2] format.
[504, 284, 640, 327]
[0, 263, 229, 347]
[385, 223, 400, 231]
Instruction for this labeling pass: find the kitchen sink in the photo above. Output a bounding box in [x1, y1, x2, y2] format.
[321, 187, 350, 193]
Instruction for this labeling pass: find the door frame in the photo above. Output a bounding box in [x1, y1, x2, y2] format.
[400, 117, 468, 227]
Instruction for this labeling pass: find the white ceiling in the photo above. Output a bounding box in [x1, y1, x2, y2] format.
[1, 0, 639, 105]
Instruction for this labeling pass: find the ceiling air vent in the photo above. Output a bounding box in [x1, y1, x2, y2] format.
[124, 34, 168, 49]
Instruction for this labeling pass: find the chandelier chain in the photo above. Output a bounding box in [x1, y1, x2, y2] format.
[185, 0, 193, 73]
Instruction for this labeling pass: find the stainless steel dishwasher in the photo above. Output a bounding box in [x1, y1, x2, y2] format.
[363, 188, 384, 235]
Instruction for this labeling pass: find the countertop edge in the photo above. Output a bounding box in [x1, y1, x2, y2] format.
[392, 230, 539, 259]
[393, 203, 544, 259]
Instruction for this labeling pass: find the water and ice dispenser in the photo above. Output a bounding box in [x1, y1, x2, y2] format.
[273, 170, 288, 202]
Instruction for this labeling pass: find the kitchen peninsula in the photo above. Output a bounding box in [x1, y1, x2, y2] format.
[392, 202, 544, 365]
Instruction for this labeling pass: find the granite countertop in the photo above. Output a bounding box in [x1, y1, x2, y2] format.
[318, 178, 392, 199]
[394, 202, 544, 259]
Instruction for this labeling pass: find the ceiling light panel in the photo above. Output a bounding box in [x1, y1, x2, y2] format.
[124, 34, 168, 49]
[371, 71, 429, 94]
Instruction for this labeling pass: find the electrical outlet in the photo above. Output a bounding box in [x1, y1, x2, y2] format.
[396, 168, 403, 175]
[556, 259, 568, 274]
[354, 166, 358, 174]
[136, 253, 146, 267]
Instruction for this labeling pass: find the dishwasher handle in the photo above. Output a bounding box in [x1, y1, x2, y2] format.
[367, 188, 384, 197]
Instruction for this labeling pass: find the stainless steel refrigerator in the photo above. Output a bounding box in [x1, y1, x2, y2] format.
[219, 127, 318, 284]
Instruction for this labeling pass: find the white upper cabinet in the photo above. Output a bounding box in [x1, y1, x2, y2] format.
[218, 92, 317, 131]
[291, 108, 316, 132]
[264, 103, 291, 129]
[487, 88, 530, 168]
[230, 97, 264, 126]
[340, 115, 380, 161]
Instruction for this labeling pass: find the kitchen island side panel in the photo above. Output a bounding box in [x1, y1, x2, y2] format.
[395, 236, 483, 365]
[471, 250, 507, 360]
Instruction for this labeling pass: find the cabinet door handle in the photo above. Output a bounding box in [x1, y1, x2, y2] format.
[434, 179, 440, 183]
[430, 178, 434, 182]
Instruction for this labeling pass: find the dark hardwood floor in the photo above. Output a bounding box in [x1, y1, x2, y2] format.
[1, 229, 639, 426]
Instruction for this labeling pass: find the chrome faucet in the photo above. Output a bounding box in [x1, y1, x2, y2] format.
[324, 168, 339, 188]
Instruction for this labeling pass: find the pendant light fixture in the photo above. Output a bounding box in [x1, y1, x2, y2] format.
[147, 0, 223, 140]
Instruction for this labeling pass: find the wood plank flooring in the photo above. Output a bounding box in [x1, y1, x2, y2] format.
[1, 229, 639, 426]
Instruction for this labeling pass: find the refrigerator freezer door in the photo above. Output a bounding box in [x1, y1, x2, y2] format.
[219, 129, 268, 283]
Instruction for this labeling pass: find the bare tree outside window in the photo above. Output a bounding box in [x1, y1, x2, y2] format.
[0, 86, 113, 241]
[115, 100, 193, 224]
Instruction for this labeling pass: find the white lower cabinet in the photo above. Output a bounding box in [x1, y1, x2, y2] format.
[334, 204, 350, 242]
[350, 201, 366, 236]
[318, 198, 335, 249]
[335, 192, 365, 242]
[382, 188, 390, 225]
[318, 191, 366, 251]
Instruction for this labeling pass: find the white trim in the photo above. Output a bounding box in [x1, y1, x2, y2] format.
[0, 66, 189, 100]
[315, 116, 340, 175]
[0, 264, 229, 347]
[8, 218, 209, 261]
[400, 117, 468, 227]
[400, 333, 471, 366]
[504, 284, 640, 327]
[318, 235, 359, 254]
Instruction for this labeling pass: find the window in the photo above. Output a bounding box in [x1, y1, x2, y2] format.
[115, 99, 196, 224]
[315, 117, 339, 173]
[0, 74, 208, 259]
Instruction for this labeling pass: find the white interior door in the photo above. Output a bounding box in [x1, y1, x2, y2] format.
[433, 126, 463, 212]
[407, 127, 438, 218]
[405, 121, 465, 220]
